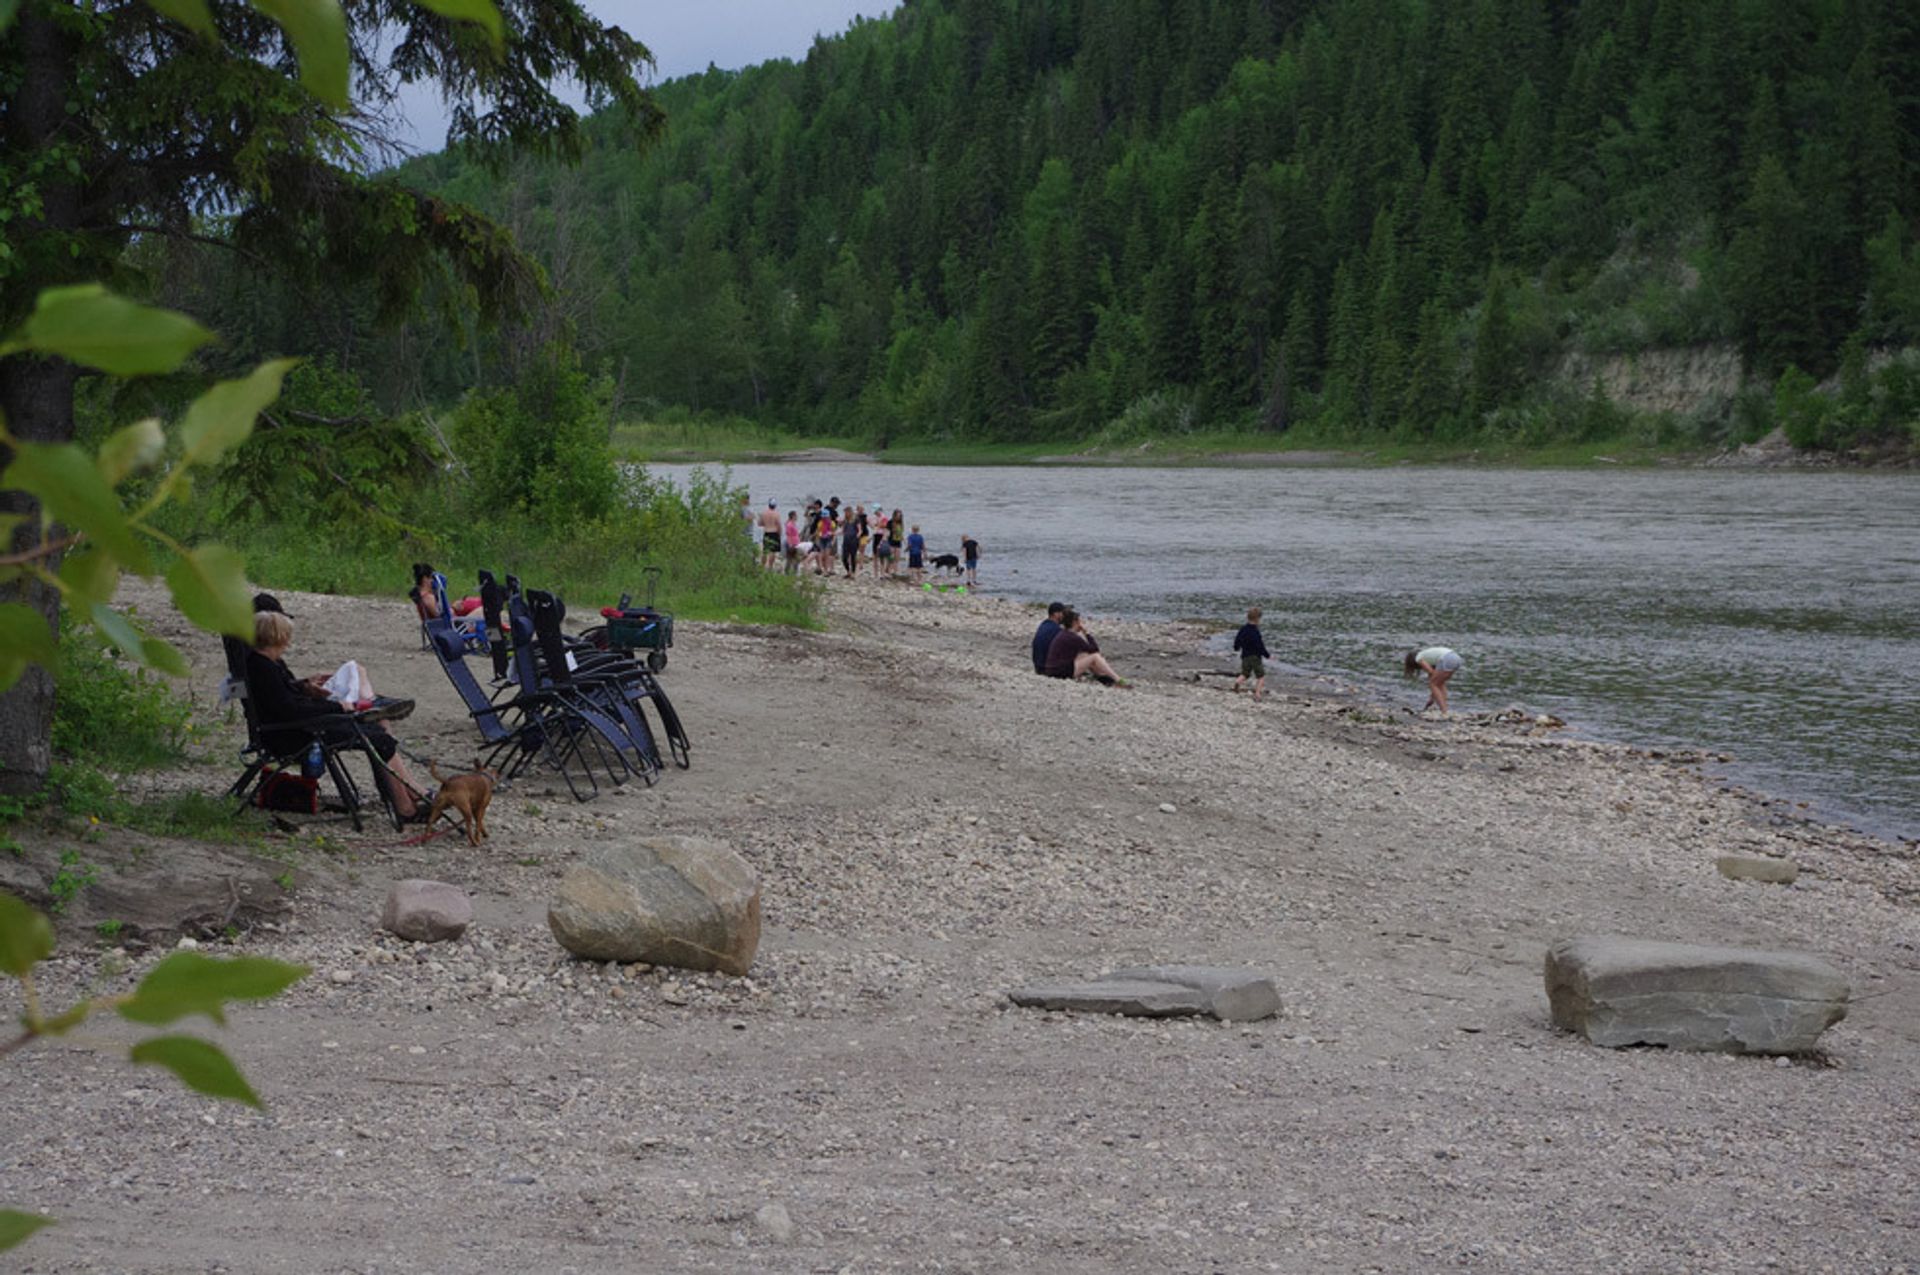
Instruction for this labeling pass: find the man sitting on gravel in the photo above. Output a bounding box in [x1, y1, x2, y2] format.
[1044, 609, 1127, 686]
[1030, 601, 1066, 674]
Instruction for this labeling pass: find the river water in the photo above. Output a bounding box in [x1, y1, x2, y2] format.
[663, 462, 1920, 841]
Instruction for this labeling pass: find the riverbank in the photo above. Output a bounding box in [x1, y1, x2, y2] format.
[619, 427, 1920, 470]
[4, 576, 1918, 1272]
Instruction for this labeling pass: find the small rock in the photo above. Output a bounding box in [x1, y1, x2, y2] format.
[329, 969, 354, 985]
[175, 937, 199, 951]
[753, 1203, 795, 1243]
[1715, 855, 1799, 885]
[380, 880, 474, 943]
[1157, 803, 1177, 814]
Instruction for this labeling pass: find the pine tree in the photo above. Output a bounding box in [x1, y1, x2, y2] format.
[1468, 266, 1519, 418]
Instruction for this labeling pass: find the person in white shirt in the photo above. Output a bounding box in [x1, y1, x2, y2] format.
[1404, 646, 1463, 713]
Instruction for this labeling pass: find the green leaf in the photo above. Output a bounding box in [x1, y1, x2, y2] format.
[141, 635, 190, 677]
[177, 360, 296, 468]
[0, 285, 212, 376]
[164, 544, 253, 640]
[406, 0, 502, 46]
[0, 0, 20, 39]
[0, 602, 57, 694]
[128, 1035, 261, 1106]
[96, 418, 166, 486]
[117, 951, 309, 1026]
[0, 892, 55, 978]
[0, 1209, 53, 1253]
[0, 512, 25, 546]
[247, 0, 349, 108]
[0, 442, 152, 574]
[87, 602, 145, 659]
[141, 0, 215, 36]
[60, 549, 119, 608]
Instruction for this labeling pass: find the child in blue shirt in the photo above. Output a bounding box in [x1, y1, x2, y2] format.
[906, 526, 926, 582]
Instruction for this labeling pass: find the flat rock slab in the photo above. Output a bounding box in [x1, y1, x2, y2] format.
[1100, 965, 1282, 1021]
[1007, 979, 1209, 1018]
[1716, 854, 1799, 884]
[1546, 936, 1848, 1055]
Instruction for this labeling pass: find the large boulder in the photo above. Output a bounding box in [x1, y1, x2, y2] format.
[381, 880, 473, 943]
[548, 836, 760, 975]
[1545, 936, 1848, 1055]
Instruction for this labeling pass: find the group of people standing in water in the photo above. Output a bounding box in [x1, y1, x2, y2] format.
[751, 495, 978, 585]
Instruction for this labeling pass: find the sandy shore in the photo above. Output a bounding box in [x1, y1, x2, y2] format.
[3, 574, 1918, 1273]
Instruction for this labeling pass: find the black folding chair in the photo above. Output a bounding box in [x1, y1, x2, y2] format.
[221, 636, 401, 832]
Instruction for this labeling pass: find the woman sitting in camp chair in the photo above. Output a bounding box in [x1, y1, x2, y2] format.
[247, 609, 431, 821]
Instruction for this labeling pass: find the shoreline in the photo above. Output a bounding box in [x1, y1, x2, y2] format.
[620, 440, 1920, 472]
[4, 576, 1918, 1271]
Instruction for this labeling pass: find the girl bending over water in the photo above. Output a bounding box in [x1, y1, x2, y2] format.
[1405, 646, 1463, 713]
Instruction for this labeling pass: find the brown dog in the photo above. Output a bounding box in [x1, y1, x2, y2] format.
[427, 759, 498, 846]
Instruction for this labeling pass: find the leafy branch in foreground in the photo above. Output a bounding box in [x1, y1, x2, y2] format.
[0, 284, 293, 693]
[0, 891, 307, 1250]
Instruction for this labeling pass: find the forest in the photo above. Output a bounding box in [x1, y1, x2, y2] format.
[167, 0, 1920, 452]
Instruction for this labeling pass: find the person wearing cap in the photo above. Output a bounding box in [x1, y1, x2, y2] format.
[758, 499, 783, 569]
[1031, 602, 1066, 674]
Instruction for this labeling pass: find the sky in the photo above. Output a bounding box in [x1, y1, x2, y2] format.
[388, 0, 900, 153]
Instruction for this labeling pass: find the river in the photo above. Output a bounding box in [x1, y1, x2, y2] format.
[660, 461, 1920, 841]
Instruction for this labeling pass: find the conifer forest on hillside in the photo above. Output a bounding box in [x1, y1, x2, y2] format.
[170, 0, 1920, 453]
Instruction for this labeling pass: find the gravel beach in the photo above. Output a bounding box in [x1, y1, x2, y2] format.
[3, 574, 1917, 1274]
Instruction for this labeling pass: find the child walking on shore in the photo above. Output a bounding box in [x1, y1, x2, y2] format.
[1232, 607, 1271, 701]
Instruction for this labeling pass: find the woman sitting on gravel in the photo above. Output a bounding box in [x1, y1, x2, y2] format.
[247, 609, 429, 820]
[1405, 645, 1463, 714]
[1044, 610, 1128, 687]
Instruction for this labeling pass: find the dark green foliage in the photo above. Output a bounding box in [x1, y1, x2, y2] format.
[164, 0, 1920, 449]
[52, 616, 192, 770]
[450, 344, 619, 525]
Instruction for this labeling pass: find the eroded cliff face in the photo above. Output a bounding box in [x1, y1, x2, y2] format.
[1557, 345, 1746, 419]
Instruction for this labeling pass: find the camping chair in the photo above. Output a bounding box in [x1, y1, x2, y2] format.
[497, 588, 644, 798]
[523, 588, 663, 779]
[221, 635, 402, 832]
[419, 575, 605, 797]
[529, 587, 690, 771]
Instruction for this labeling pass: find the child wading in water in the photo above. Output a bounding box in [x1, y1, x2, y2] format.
[1231, 607, 1270, 700]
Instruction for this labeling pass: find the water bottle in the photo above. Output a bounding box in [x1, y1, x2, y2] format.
[302, 741, 324, 779]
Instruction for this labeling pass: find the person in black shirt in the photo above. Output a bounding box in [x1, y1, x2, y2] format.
[1231, 606, 1271, 701]
[1030, 602, 1066, 674]
[1044, 609, 1126, 686]
[247, 609, 428, 820]
[960, 535, 980, 586]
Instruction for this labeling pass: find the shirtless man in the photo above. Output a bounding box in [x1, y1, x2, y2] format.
[757, 500, 783, 569]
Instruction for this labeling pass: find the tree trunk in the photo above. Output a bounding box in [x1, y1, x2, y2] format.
[0, 3, 84, 794]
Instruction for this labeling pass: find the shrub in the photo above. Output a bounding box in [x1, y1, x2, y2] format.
[450, 344, 619, 525]
[51, 618, 193, 770]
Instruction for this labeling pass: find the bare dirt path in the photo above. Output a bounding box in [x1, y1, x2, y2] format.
[4, 575, 1917, 1273]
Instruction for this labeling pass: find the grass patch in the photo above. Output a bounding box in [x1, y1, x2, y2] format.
[30, 762, 261, 847]
[611, 412, 867, 462]
[53, 616, 196, 769]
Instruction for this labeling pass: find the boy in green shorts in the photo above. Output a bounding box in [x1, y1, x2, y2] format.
[1231, 606, 1270, 701]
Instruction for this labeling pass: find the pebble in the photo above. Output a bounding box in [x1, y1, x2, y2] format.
[1158, 803, 1177, 814]
[330, 969, 354, 985]
[753, 1202, 796, 1243]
